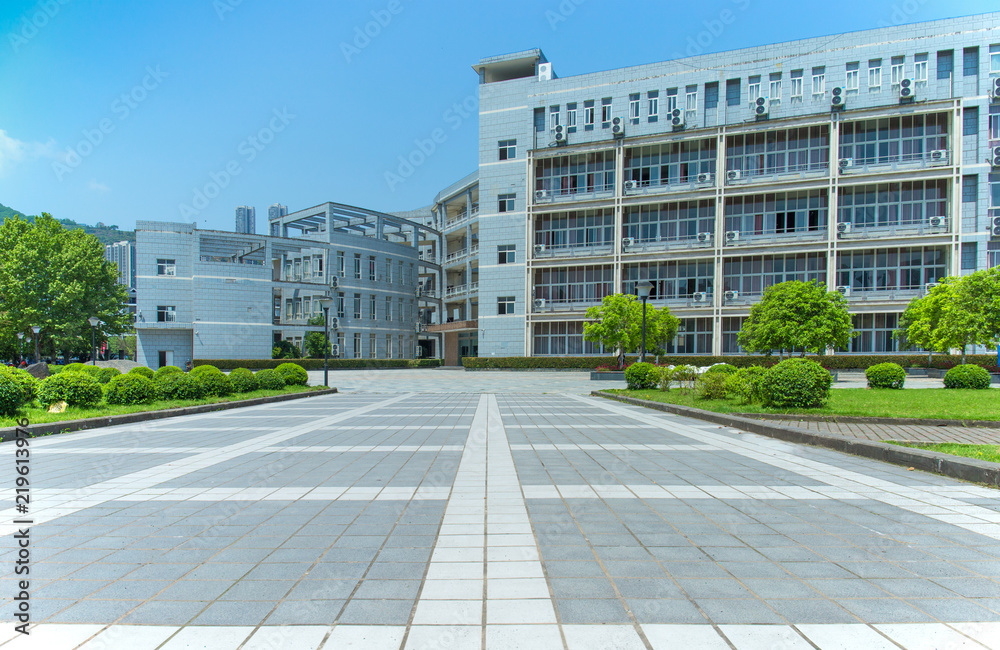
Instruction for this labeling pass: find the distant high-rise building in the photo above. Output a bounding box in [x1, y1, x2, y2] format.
[268, 204, 288, 221]
[104, 241, 136, 289]
[235, 206, 256, 234]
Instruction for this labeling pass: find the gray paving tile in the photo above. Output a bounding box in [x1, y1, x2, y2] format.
[556, 598, 631, 624]
[338, 598, 413, 625]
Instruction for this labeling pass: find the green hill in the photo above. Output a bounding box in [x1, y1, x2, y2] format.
[0, 202, 135, 246]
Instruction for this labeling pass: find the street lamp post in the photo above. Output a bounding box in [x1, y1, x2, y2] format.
[31, 326, 40, 363]
[316, 297, 333, 387]
[88, 317, 100, 365]
[637, 280, 653, 364]
[414, 322, 422, 360]
[16, 332, 24, 365]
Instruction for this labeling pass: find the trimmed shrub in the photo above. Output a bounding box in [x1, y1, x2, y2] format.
[697, 372, 729, 400]
[128, 366, 155, 379]
[154, 365, 183, 380]
[761, 358, 832, 409]
[725, 366, 768, 405]
[658, 367, 675, 391]
[192, 366, 232, 397]
[95, 367, 122, 385]
[37, 372, 103, 408]
[624, 362, 661, 390]
[62, 362, 89, 373]
[255, 368, 286, 390]
[865, 362, 906, 389]
[228, 368, 258, 393]
[672, 365, 699, 390]
[276, 362, 309, 387]
[155, 372, 205, 401]
[944, 364, 991, 390]
[105, 374, 156, 406]
[0, 376, 24, 416]
[704, 363, 739, 377]
[0, 366, 38, 403]
[190, 364, 218, 378]
[64, 364, 102, 378]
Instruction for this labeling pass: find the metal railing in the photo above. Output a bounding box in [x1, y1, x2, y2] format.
[445, 282, 479, 299]
[444, 245, 479, 265]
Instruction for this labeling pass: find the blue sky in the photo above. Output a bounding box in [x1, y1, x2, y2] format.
[0, 0, 995, 231]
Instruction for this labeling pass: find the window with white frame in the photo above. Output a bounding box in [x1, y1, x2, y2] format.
[498, 193, 515, 212]
[156, 259, 176, 276]
[498, 139, 516, 160]
[549, 106, 560, 130]
[666, 88, 678, 113]
[337, 251, 345, 277]
[845, 62, 859, 90]
[353, 253, 361, 279]
[385, 296, 392, 321]
[156, 305, 176, 323]
[353, 293, 361, 319]
[336, 292, 345, 318]
[397, 334, 404, 359]
[685, 85, 697, 111]
[369, 295, 376, 320]
[890, 56, 905, 85]
[811, 67, 825, 95]
[868, 59, 882, 90]
[385, 334, 392, 359]
[647, 91, 659, 120]
[769, 74, 781, 101]
[790, 70, 803, 98]
[601, 98, 612, 125]
[914, 53, 928, 81]
[497, 296, 514, 315]
[369, 333, 377, 358]
[747, 76, 761, 102]
[567, 104, 577, 129]
[990, 106, 1000, 140]
[584, 102, 595, 127]
[368, 255, 376, 281]
[353, 333, 362, 359]
[992, 45, 1000, 72]
[629, 93, 640, 120]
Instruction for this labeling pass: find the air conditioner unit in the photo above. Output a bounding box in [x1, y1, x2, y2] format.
[992, 146, 1000, 168]
[692, 292, 708, 303]
[533, 298, 547, 309]
[624, 180, 639, 191]
[696, 232, 712, 243]
[898, 78, 914, 100]
[329, 276, 338, 288]
[670, 108, 685, 128]
[534, 189, 550, 201]
[622, 237, 636, 247]
[924, 282, 940, 292]
[726, 169, 742, 182]
[837, 222, 852, 234]
[928, 216, 945, 228]
[753, 96, 769, 117]
[992, 77, 1000, 101]
[838, 158, 854, 170]
[831, 86, 845, 109]
[553, 124, 566, 143]
[725, 231, 740, 242]
[993, 224, 1000, 238]
[611, 116, 625, 137]
[929, 150, 948, 164]
[724, 290, 739, 301]
[836, 286, 851, 296]
[534, 243, 546, 253]
[329, 317, 340, 330]
[330, 344, 340, 357]
[696, 172, 711, 184]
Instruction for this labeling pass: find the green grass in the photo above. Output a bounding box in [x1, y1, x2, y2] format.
[886, 442, 1000, 464]
[606, 387, 1000, 421]
[1, 385, 323, 429]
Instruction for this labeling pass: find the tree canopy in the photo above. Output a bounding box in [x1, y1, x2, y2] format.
[304, 315, 332, 358]
[583, 293, 679, 366]
[737, 280, 854, 356]
[0, 214, 131, 360]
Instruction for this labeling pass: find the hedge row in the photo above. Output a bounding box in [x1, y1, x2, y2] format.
[194, 358, 442, 371]
[462, 354, 1000, 371]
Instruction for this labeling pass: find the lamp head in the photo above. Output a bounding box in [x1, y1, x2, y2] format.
[31, 326, 40, 334]
[88, 316, 100, 327]
[637, 280, 654, 299]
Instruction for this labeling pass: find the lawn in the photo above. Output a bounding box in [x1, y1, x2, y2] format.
[605, 388, 1000, 421]
[887, 442, 1000, 464]
[1, 385, 323, 429]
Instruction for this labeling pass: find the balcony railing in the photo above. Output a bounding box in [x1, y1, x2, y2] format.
[837, 149, 951, 175]
[622, 174, 716, 197]
[534, 184, 615, 205]
[534, 243, 615, 259]
[444, 204, 479, 230]
[445, 282, 479, 299]
[444, 245, 479, 266]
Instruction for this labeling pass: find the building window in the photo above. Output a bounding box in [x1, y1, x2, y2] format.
[408, 263, 414, 285]
[991, 45, 1000, 72]
[890, 56, 905, 85]
[868, 59, 882, 90]
[398, 260, 404, 285]
[666, 88, 678, 113]
[622, 260, 714, 299]
[535, 151, 615, 197]
[533, 265, 614, 305]
[790, 70, 803, 98]
[811, 67, 825, 95]
[567, 103, 577, 130]
[368, 256, 376, 281]
[724, 190, 828, 236]
[498, 139, 516, 160]
[964, 47, 979, 76]
[845, 62, 860, 90]
[838, 180, 948, 228]
[914, 53, 928, 81]
[962, 242, 978, 270]
[963, 175, 978, 203]
[284, 299, 292, 320]
[726, 126, 830, 178]
[385, 296, 392, 321]
[337, 292, 345, 319]
[398, 334, 405, 359]
[498, 244, 516, 264]
[549, 106, 560, 131]
[600, 98, 612, 125]
[369, 333, 377, 359]
[353, 333, 362, 359]
[685, 85, 697, 111]
[156, 306, 176, 322]
[386, 334, 393, 359]
[840, 112, 948, 165]
[665, 318, 713, 355]
[337, 251, 345, 277]
[385, 259, 392, 283]
[837, 246, 947, 292]
[647, 91, 659, 121]
[624, 139, 717, 188]
[537, 208, 616, 249]
[768, 74, 781, 101]
[400, 297, 405, 322]
[964, 107, 979, 137]
[353, 253, 361, 279]
[584, 101, 595, 127]
[726, 79, 741, 106]
[533, 321, 603, 356]
[156, 259, 176, 276]
[845, 313, 902, 354]
[937, 50, 954, 80]
[990, 242, 1000, 269]
[747, 76, 761, 103]
[498, 296, 514, 315]
[336, 332, 344, 357]
[353, 293, 361, 319]
[498, 193, 515, 212]
[628, 94, 640, 121]
[369, 295, 376, 320]
[724, 253, 827, 299]
[622, 201, 714, 244]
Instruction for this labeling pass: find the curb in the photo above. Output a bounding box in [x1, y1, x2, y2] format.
[0, 388, 339, 442]
[592, 391, 1000, 488]
[729, 412, 1000, 428]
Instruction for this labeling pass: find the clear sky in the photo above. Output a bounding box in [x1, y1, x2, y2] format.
[0, 0, 995, 232]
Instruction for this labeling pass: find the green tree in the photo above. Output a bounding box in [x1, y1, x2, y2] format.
[304, 315, 332, 358]
[0, 214, 131, 361]
[583, 293, 679, 368]
[737, 281, 853, 357]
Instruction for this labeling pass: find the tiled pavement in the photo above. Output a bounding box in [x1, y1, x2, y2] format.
[0, 388, 999, 649]
[757, 419, 1000, 445]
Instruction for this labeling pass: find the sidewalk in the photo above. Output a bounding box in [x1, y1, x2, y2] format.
[758, 419, 1000, 445]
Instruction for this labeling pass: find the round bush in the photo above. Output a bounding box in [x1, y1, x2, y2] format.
[255, 368, 286, 390]
[228, 368, 258, 393]
[37, 373, 103, 408]
[725, 366, 768, 404]
[95, 367, 122, 385]
[275, 362, 308, 387]
[761, 358, 832, 409]
[128, 366, 155, 379]
[624, 362, 660, 390]
[63, 362, 89, 373]
[154, 365, 183, 380]
[155, 372, 205, 401]
[0, 366, 38, 404]
[943, 364, 991, 390]
[105, 374, 156, 406]
[0, 377, 24, 416]
[697, 372, 729, 400]
[194, 367, 233, 397]
[190, 364, 218, 378]
[704, 363, 739, 377]
[865, 362, 906, 389]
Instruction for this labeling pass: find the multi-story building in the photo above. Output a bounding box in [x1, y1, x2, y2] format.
[134, 204, 440, 368]
[268, 203, 288, 223]
[454, 12, 1000, 359]
[235, 205, 256, 234]
[105, 240, 137, 317]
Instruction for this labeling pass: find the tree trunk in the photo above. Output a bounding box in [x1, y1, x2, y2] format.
[961, 345, 967, 365]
